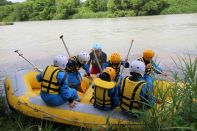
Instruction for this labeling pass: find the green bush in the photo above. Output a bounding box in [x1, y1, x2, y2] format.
[140, 55, 197, 130]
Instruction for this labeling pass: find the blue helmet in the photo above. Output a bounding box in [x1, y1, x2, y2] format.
[92, 43, 102, 51]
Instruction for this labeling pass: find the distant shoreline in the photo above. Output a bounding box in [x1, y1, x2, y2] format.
[0, 22, 14, 26]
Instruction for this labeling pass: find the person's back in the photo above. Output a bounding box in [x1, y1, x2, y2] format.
[65, 51, 90, 89]
[37, 55, 79, 107]
[119, 60, 155, 116]
[92, 67, 119, 110]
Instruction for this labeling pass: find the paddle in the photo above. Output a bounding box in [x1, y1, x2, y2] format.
[59, 35, 88, 92]
[92, 49, 103, 73]
[14, 50, 42, 72]
[117, 40, 134, 83]
[60, 35, 71, 57]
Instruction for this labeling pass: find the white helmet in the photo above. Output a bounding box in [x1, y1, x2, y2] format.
[92, 43, 102, 51]
[53, 55, 68, 69]
[77, 51, 90, 64]
[130, 60, 145, 77]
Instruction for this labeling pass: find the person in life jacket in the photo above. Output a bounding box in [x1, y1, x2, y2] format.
[36, 55, 79, 108]
[65, 51, 90, 89]
[138, 49, 167, 92]
[119, 60, 155, 115]
[88, 43, 107, 75]
[92, 67, 119, 110]
[102, 52, 129, 81]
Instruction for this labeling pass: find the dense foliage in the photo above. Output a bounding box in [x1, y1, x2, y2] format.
[0, 0, 12, 6]
[0, 0, 197, 21]
[0, 0, 170, 22]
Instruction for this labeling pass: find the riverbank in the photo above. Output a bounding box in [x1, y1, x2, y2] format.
[0, 22, 13, 26]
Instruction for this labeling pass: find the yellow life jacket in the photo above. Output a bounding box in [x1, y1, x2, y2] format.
[41, 66, 61, 94]
[93, 78, 116, 109]
[109, 61, 121, 75]
[139, 57, 152, 75]
[120, 76, 146, 111]
[66, 56, 82, 73]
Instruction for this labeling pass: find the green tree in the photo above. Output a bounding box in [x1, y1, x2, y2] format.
[0, 5, 13, 21]
[107, 0, 115, 12]
[0, 0, 12, 6]
[130, 0, 168, 15]
[53, 0, 79, 19]
[86, 0, 107, 12]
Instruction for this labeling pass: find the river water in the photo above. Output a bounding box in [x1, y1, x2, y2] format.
[0, 13, 197, 91]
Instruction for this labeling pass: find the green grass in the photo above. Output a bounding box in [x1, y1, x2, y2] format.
[140, 55, 197, 130]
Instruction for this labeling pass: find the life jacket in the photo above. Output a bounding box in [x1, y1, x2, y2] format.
[66, 56, 82, 73]
[138, 57, 152, 75]
[92, 78, 116, 110]
[108, 61, 122, 75]
[120, 76, 146, 111]
[41, 66, 62, 94]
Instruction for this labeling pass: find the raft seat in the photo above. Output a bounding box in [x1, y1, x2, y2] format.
[23, 71, 41, 95]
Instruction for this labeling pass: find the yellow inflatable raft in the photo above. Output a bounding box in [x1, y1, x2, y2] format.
[4, 69, 174, 129]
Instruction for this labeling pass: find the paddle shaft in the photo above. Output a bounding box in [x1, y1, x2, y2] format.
[92, 50, 103, 73]
[60, 35, 71, 57]
[119, 40, 134, 77]
[59, 35, 84, 81]
[14, 50, 41, 72]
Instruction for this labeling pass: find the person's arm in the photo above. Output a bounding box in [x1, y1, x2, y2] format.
[140, 83, 156, 106]
[152, 60, 162, 74]
[108, 85, 117, 97]
[57, 72, 79, 102]
[116, 77, 123, 97]
[102, 62, 109, 70]
[82, 64, 90, 76]
[36, 72, 43, 82]
[152, 60, 167, 76]
[121, 61, 129, 68]
[140, 84, 148, 98]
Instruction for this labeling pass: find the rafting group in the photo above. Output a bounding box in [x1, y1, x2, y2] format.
[31, 41, 168, 116]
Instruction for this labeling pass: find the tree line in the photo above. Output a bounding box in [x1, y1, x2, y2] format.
[0, 0, 169, 22]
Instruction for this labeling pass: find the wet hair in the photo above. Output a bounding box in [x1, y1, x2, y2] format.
[99, 72, 111, 81]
